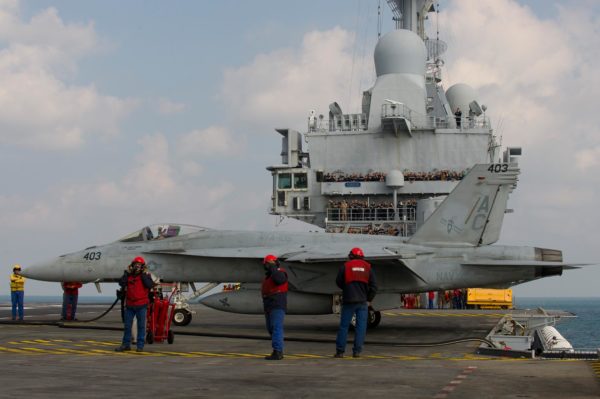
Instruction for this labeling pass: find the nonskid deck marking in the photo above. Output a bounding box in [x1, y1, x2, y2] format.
[0, 338, 584, 362]
[0, 341, 506, 360]
[592, 361, 600, 380]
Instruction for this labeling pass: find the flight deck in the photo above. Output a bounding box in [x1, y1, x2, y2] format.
[1, 303, 598, 398]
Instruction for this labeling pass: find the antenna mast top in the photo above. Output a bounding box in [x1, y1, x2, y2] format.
[385, 0, 435, 40]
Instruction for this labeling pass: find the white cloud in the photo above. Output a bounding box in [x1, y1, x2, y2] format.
[0, 133, 238, 236]
[156, 98, 186, 115]
[575, 146, 600, 171]
[0, 2, 135, 150]
[220, 27, 368, 130]
[436, 0, 600, 296]
[181, 160, 204, 177]
[177, 126, 243, 157]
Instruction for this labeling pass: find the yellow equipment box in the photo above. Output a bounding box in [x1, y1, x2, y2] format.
[467, 288, 513, 309]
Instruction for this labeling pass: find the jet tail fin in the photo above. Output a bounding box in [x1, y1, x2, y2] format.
[408, 163, 519, 247]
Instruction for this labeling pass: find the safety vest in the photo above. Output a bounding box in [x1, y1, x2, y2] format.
[344, 259, 371, 284]
[10, 273, 25, 291]
[126, 274, 150, 306]
[261, 268, 289, 297]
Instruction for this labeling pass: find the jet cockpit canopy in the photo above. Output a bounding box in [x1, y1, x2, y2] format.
[118, 224, 209, 243]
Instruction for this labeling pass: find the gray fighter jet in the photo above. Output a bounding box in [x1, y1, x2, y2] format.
[22, 164, 581, 327]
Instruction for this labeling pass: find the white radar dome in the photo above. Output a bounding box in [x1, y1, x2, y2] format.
[446, 83, 479, 114]
[386, 170, 405, 188]
[374, 29, 426, 77]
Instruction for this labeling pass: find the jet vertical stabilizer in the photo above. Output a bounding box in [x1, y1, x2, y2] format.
[408, 163, 519, 246]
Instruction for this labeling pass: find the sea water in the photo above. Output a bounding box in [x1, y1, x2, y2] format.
[515, 297, 600, 349]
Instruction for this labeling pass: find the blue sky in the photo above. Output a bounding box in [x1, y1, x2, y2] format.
[1, 0, 599, 297]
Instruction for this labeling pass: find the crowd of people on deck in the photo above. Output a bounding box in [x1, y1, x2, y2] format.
[402, 289, 468, 309]
[327, 224, 408, 236]
[323, 171, 386, 182]
[323, 169, 467, 183]
[328, 198, 418, 210]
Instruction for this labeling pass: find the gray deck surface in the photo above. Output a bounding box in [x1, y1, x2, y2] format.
[0, 303, 598, 398]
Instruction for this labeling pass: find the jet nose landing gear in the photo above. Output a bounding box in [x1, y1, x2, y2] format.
[172, 308, 192, 326]
[168, 282, 220, 327]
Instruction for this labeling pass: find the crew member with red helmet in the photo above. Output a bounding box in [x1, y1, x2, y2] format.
[61, 281, 83, 320]
[115, 256, 154, 352]
[334, 247, 377, 358]
[261, 254, 288, 360]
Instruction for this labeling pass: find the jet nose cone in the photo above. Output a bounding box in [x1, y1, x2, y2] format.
[21, 258, 64, 281]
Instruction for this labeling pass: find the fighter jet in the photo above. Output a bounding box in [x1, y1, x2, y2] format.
[22, 164, 581, 327]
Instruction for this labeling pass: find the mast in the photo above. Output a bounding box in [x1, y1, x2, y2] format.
[385, 0, 434, 39]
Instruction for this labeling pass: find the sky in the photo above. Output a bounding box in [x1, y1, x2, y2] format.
[1, 0, 598, 298]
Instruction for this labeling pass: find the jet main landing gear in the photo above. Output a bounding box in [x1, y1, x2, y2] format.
[367, 306, 381, 329]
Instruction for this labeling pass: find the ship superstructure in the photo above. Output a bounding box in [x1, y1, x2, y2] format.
[267, 0, 521, 237]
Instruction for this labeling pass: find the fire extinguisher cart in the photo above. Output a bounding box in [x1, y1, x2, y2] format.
[146, 288, 176, 345]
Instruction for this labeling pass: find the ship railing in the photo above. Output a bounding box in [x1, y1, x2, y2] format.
[326, 207, 416, 222]
[325, 220, 418, 237]
[307, 113, 368, 133]
[381, 104, 490, 130]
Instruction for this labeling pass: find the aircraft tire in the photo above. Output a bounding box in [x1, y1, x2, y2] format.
[167, 330, 175, 344]
[367, 308, 381, 329]
[173, 309, 192, 326]
[146, 331, 154, 344]
[348, 307, 381, 329]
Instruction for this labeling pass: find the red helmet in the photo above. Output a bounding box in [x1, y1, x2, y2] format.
[132, 256, 146, 265]
[263, 254, 278, 264]
[349, 247, 364, 258]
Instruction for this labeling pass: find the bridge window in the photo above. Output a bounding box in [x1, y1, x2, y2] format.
[278, 173, 292, 189]
[294, 173, 308, 189]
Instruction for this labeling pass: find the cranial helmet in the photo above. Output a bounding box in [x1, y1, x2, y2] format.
[349, 247, 364, 259]
[132, 256, 146, 265]
[263, 254, 278, 264]
[13, 264, 21, 270]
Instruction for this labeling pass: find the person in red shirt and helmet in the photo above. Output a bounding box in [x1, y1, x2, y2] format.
[334, 247, 377, 358]
[115, 256, 154, 352]
[61, 281, 83, 320]
[261, 254, 288, 360]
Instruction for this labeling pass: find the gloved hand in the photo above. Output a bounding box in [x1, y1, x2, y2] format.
[116, 288, 125, 300]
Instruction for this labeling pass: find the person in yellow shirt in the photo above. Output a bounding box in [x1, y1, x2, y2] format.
[10, 264, 25, 321]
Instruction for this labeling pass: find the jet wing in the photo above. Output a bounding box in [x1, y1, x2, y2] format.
[283, 251, 417, 263]
[144, 247, 284, 259]
[146, 246, 423, 264]
[461, 260, 586, 270]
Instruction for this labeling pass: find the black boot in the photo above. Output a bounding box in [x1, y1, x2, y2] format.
[265, 350, 283, 360]
[334, 350, 344, 358]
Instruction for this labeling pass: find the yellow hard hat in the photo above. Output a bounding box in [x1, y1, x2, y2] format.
[13, 264, 21, 270]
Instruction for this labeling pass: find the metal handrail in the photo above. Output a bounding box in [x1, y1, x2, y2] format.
[380, 103, 490, 130]
[326, 207, 416, 222]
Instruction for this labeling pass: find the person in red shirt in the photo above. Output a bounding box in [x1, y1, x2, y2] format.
[61, 281, 83, 320]
[115, 256, 154, 352]
[261, 254, 288, 360]
[428, 291, 435, 309]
